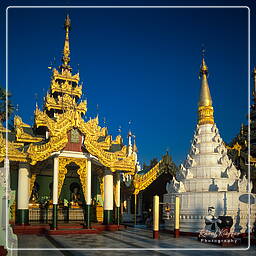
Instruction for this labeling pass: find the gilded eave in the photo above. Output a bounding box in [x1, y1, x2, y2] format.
[14, 116, 43, 143]
[50, 72, 82, 98]
[45, 94, 87, 114]
[133, 153, 175, 195]
[27, 108, 136, 173]
[0, 133, 28, 163]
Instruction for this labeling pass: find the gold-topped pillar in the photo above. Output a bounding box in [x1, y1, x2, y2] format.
[103, 169, 113, 225]
[51, 155, 59, 230]
[17, 162, 30, 225]
[85, 159, 92, 228]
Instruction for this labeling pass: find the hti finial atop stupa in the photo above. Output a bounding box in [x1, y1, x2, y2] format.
[61, 14, 72, 71]
[198, 50, 214, 125]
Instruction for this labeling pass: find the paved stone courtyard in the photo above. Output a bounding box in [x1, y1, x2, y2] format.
[16, 227, 256, 256]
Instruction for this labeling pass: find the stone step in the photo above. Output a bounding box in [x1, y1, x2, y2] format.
[46, 228, 99, 235]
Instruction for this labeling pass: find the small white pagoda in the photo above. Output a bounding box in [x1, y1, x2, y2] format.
[164, 56, 256, 233]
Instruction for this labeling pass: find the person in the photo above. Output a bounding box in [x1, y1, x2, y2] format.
[205, 207, 222, 236]
[165, 203, 171, 220]
[145, 208, 152, 227]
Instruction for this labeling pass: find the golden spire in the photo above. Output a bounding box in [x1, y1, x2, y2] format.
[61, 14, 71, 71]
[253, 67, 256, 102]
[133, 136, 138, 153]
[198, 54, 214, 125]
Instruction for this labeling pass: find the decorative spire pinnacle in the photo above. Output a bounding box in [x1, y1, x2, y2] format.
[133, 136, 138, 153]
[198, 52, 214, 125]
[198, 57, 212, 107]
[61, 14, 71, 71]
[253, 67, 256, 102]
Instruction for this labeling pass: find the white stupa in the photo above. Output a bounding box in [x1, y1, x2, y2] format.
[164, 57, 256, 233]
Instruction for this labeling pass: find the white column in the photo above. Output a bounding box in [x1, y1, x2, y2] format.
[86, 159, 92, 205]
[103, 169, 113, 210]
[17, 163, 30, 210]
[53, 156, 59, 204]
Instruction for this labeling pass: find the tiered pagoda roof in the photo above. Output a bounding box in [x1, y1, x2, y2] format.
[0, 15, 137, 174]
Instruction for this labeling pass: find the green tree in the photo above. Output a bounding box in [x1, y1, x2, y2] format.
[0, 86, 15, 123]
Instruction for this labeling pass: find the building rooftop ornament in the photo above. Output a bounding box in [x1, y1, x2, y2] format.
[61, 14, 72, 71]
[198, 55, 214, 125]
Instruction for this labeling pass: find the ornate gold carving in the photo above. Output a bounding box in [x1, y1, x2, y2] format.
[29, 107, 136, 173]
[58, 157, 70, 198]
[76, 159, 88, 200]
[133, 162, 162, 195]
[51, 79, 82, 98]
[58, 157, 88, 200]
[133, 154, 174, 195]
[28, 135, 68, 165]
[96, 168, 104, 200]
[45, 94, 87, 114]
[14, 116, 43, 143]
[198, 105, 214, 125]
[52, 68, 80, 83]
[112, 135, 122, 145]
[225, 142, 242, 156]
[0, 133, 27, 163]
[70, 129, 80, 143]
[29, 173, 37, 198]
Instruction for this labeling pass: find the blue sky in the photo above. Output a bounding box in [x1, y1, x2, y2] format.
[1, 1, 255, 166]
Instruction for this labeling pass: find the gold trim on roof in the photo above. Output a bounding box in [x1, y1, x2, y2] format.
[45, 93, 87, 114]
[133, 153, 174, 195]
[50, 79, 82, 98]
[27, 108, 136, 173]
[14, 116, 43, 143]
[0, 133, 27, 162]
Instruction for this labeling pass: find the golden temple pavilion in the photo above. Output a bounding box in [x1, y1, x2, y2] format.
[0, 15, 175, 232]
[0, 15, 139, 229]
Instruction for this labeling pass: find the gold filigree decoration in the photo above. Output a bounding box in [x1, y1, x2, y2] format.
[58, 157, 70, 198]
[29, 173, 37, 198]
[225, 142, 242, 156]
[133, 154, 175, 195]
[52, 68, 80, 83]
[14, 116, 43, 143]
[28, 107, 136, 173]
[28, 135, 68, 165]
[198, 106, 214, 125]
[76, 159, 88, 200]
[51, 79, 82, 98]
[0, 133, 27, 163]
[96, 167, 104, 200]
[45, 94, 87, 114]
[58, 157, 88, 199]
